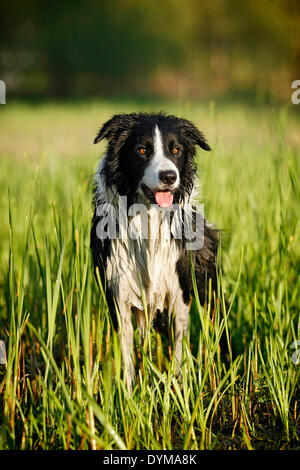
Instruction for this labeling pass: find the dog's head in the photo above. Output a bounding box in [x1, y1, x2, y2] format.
[94, 112, 211, 206]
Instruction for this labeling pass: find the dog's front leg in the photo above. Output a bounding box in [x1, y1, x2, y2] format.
[118, 305, 134, 392]
[174, 302, 190, 378]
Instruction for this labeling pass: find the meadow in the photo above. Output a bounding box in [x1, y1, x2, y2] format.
[0, 99, 299, 450]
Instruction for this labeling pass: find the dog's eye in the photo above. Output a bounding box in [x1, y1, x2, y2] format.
[172, 147, 179, 156]
[138, 147, 146, 156]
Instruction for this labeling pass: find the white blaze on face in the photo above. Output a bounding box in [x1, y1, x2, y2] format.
[142, 125, 179, 191]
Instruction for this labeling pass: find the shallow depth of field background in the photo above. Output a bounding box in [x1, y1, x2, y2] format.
[0, 0, 299, 450]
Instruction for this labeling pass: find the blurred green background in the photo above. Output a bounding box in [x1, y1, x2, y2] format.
[1, 0, 299, 103]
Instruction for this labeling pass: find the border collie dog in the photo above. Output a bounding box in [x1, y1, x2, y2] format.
[90, 112, 223, 389]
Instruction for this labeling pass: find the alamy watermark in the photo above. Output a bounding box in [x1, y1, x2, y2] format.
[291, 80, 300, 104]
[0, 80, 6, 104]
[95, 196, 205, 251]
[291, 340, 300, 365]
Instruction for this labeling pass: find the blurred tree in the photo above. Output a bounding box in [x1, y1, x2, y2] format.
[0, 0, 299, 99]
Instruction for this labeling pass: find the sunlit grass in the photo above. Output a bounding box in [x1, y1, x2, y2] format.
[0, 100, 299, 449]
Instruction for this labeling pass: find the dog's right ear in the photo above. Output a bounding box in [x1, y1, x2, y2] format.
[94, 113, 137, 145]
[174, 117, 211, 152]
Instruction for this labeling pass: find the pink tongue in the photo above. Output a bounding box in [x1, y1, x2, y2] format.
[154, 191, 174, 208]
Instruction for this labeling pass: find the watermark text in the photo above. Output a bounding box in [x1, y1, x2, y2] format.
[0, 80, 6, 104]
[291, 80, 300, 104]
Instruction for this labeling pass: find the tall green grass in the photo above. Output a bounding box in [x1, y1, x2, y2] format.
[0, 100, 299, 449]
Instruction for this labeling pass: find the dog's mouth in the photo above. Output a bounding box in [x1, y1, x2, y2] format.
[141, 184, 174, 208]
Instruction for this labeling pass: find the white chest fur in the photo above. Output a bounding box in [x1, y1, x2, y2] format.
[106, 206, 182, 319]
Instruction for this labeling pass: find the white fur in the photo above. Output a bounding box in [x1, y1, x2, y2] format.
[141, 125, 179, 190]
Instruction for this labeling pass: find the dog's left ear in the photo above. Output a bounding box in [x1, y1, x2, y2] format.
[176, 118, 211, 152]
[94, 113, 137, 154]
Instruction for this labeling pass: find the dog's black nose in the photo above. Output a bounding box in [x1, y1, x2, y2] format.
[159, 170, 177, 185]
